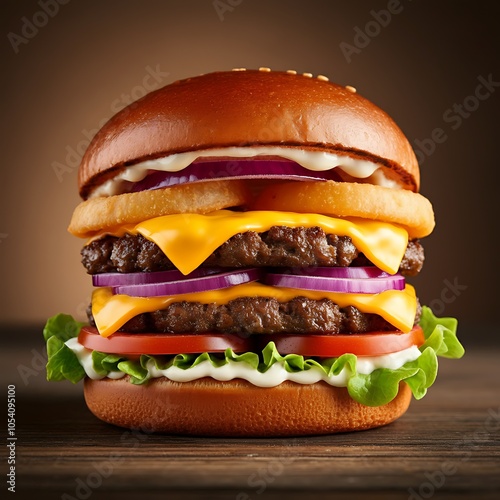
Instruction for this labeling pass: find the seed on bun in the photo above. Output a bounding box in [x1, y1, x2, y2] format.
[77, 70, 420, 200]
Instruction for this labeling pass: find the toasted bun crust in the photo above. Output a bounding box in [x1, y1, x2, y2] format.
[78, 70, 420, 199]
[84, 377, 411, 436]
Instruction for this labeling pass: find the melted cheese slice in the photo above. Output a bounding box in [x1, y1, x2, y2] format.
[104, 210, 408, 275]
[92, 283, 417, 337]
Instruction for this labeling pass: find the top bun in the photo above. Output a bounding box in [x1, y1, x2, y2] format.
[78, 70, 420, 199]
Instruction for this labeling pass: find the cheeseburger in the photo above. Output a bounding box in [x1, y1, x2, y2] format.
[44, 69, 463, 436]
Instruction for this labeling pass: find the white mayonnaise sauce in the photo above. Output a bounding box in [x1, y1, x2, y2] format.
[89, 146, 401, 198]
[65, 337, 421, 387]
[65, 337, 126, 380]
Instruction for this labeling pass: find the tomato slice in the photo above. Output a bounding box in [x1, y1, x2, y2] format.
[78, 327, 252, 355]
[260, 325, 425, 357]
[78, 325, 425, 357]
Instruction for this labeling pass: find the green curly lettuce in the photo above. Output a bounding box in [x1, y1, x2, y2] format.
[43, 306, 464, 406]
[43, 314, 86, 383]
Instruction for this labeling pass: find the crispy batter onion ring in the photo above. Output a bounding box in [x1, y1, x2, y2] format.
[252, 181, 435, 238]
[68, 180, 251, 238]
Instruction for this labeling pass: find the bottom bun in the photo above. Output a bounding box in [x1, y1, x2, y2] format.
[84, 377, 412, 436]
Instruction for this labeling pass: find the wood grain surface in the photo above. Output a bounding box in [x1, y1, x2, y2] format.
[1, 331, 498, 500]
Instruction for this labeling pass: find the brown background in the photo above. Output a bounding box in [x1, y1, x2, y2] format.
[1, 0, 499, 343]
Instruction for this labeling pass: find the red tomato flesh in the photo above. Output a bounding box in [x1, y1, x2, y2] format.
[78, 325, 424, 357]
[261, 325, 425, 357]
[78, 327, 252, 355]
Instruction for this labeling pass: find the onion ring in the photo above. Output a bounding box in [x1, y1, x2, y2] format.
[251, 180, 435, 238]
[68, 179, 251, 238]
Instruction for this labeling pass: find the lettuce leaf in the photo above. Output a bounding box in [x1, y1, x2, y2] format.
[42, 306, 464, 406]
[43, 314, 86, 383]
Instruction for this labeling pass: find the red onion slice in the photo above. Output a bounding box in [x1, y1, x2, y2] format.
[113, 268, 262, 297]
[281, 266, 390, 279]
[92, 267, 225, 287]
[264, 272, 405, 294]
[131, 160, 342, 192]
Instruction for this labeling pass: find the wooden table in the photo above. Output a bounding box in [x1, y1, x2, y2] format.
[2, 328, 499, 499]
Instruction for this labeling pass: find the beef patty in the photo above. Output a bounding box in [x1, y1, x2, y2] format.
[88, 297, 421, 335]
[82, 226, 424, 276]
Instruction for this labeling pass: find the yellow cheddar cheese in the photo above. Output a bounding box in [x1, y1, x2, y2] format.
[89, 210, 408, 275]
[92, 283, 417, 337]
